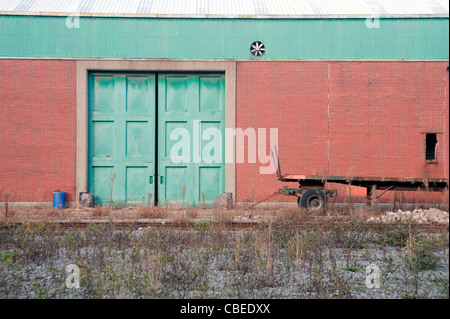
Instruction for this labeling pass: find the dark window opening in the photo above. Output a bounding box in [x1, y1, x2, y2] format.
[426, 133, 437, 161]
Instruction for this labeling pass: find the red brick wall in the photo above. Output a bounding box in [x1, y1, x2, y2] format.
[236, 61, 449, 203]
[1, 60, 448, 204]
[0, 59, 76, 202]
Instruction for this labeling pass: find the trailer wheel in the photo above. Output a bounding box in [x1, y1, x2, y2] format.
[298, 189, 327, 210]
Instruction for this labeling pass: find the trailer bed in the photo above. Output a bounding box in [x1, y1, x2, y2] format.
[279, 174, 448, 191]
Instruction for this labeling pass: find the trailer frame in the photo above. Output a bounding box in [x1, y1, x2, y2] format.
[271, 147, 449, 209]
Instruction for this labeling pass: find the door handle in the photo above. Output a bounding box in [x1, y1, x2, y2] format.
[160, 176, 164, 184]
[149, 176, 153, 184]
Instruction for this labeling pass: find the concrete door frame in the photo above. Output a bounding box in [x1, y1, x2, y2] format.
[76, 60, 236, 205]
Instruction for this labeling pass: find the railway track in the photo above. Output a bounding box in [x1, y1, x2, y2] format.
[1, 217, 448, 233]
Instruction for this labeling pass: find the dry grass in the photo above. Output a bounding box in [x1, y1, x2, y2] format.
[31, 204, 61, 217]
[1, 206, 16, 220]
[136, 206, 168, 219]
[439, 187, 449, 212]
[253, 220, 275, 275]
[186, 209, 198, 220]
[170, 210, 191, 226]
[1, 191, 14, 221]
[213, 209, 235, 226]
[92, 206, 111, 218]
[351, 208, 374, 220]
[2, 204, 65, 221]
[272, 205, 308, 225]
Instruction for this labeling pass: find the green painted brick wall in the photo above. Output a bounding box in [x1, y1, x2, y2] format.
[0, 15, 448, 60]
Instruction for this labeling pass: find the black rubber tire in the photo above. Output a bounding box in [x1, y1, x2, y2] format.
[298, 189, 327, 210]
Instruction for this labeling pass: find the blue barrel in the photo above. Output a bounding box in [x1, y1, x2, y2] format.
[53, 191, 65, 209]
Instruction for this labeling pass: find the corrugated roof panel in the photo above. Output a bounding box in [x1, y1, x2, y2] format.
[318, 0, 342, 14]
[160, 0, 178, 15]
[28, 0, 49, 12]
[91, 0, 138, 14]
[0, 0, 23, 11]
[149, 0, 162, 14]
[365, 0, 387, 15]
[375, 0, 434, 15]
[425, 0, 448, 14]
[434, 0, 449, 11]
[29, 0, 83, 13]
[416, 0, 444, 14]
[223, 0, 255, 15]
[136, 0, 154, 14]
[14, 0, 37, 12]
[209, 0, 225, 15]
[152, 0, 195, 15]
[322, 0, 373, 15]
[209, 1, 227, 12]
[182, 0, 196, 15]
[295, 1, 316, 15]
[0, 0, 448, 17]
[265, 0, 315, 16]
[328, 0, 354, 14]
[27, 0, 47, 11]
[76, 0, 94, 13]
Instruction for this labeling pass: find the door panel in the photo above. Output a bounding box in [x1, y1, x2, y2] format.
[158, 74, 225, 206]
[126, 121, 150, 158]
[164, 166, 191, 204]
[92, 121, 114, 156]
[126, 77, 151, 112]
[199, 167, 222, 202]
[93, 75, 115, 111]
[92, 166, 115, 204]
[126, 167, 150, 203]
[199, 76, 224, 113]
[165, 76, 189, 112]
[89, 73, 156, 206]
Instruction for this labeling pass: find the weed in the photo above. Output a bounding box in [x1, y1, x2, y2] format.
[213, 210, 235, 226]
[1, 191, 14, 220]
[344, 266, 363, 273]
[0, 249, 18, 268]
[109, 172, 117, 207]
[136, 206, 167, 219]
[406, 239, 440, 272]
[379, 224, 413, 247]
[194, 219, 212, 232]
[433, 274, 449, 298]
[186, 209, 198, 220]
[92, 205, 111, 218]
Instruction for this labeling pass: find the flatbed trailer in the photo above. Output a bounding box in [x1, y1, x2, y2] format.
[269, 147, 449, 210]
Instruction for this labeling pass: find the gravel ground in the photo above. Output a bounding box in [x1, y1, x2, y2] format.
[0, 226, 448, 299]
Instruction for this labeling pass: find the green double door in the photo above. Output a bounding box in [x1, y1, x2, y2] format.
[88, 73, 225, 206]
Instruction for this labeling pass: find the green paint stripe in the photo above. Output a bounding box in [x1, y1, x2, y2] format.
[0, 15, 448, 60]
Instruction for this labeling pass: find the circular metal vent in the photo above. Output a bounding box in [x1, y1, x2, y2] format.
[250, 41, 265, 57]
